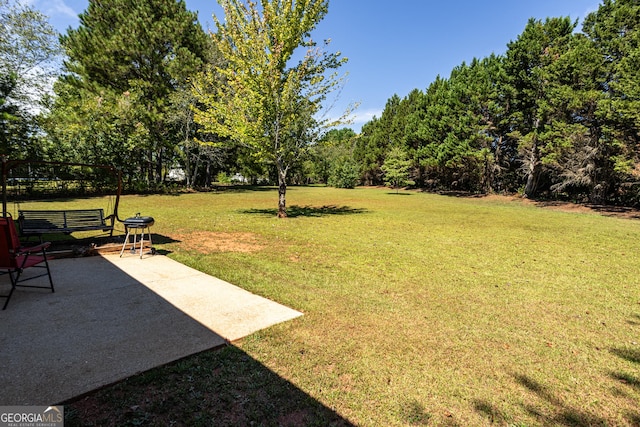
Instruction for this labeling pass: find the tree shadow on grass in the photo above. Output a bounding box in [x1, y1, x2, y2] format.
[399, 398, 433, 425]
[584, 204, 640, 220]
[435, 190, 486, 198]
[610, 371, 640, 391]
[513, 374, 608, 426]
[610, 343, 640, 422]
[211, 185, 278, 193]
[241, 205, 368, 218]
[478, 322, 640, 426]
[64, 345, 354, 426]
[626, 314, 640, 326]
[609, 344, 640, 424]
[611, 347, 640, 364]
[46, 232, 179, 250]
[473, 399, 508, 424]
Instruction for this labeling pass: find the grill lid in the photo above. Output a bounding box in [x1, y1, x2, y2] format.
[123, 214, 154, 227]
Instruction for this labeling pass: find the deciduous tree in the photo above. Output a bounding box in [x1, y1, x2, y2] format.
[0, 0, 60, 112]
[193, 0, 352, 217]
[0, 0, 60, 158]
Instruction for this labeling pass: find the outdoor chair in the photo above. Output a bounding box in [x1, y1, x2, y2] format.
[0, 215, 54, 310]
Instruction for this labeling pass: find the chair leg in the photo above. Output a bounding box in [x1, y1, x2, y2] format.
[1, 270, 17, 310]
[41, 250, 54, 293]
[9, 249, 55, 304]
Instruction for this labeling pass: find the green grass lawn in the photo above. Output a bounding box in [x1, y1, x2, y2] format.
[18, 187, 640, 425]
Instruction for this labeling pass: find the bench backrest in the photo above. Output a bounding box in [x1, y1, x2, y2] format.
[19, 209, 107, 233]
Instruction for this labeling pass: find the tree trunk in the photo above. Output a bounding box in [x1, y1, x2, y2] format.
[277, 166, 287, 218]
[185, 148, 192, 188]
[156, 147, 163, 184]
[147, 150, 154, 185]
[524, 142, 541, 198]
[204, 160, 211, 189]
[189, 151, 200, 189]
[524, 122, 542, 198]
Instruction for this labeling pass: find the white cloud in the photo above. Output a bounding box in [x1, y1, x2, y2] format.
[574, 4, 600, 28]
[22, 0, 79, 32]
[322, 108, 382, 133]
[352, 108, 382, 124]
[37, 0, 78, 19]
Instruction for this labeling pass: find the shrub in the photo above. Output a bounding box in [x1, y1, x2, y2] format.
[328, 157, 360, 189]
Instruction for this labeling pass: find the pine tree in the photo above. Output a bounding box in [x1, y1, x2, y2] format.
[583, 0, 640, 203]
[503, 17, 576, 198]
[381, 147, 414, 193]
[49, 0, 209, 182]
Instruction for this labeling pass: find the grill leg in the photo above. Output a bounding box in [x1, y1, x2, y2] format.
[132, 228, 139, 254]
[138, 227, 143, 258]
[139, 226, 152, 258]
[147, 228, 153, 256]
[120, 226, 131, 257]
[121, 223, 154, 258]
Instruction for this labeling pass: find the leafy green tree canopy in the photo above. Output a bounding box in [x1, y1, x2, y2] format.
[0, 0, 59, 158]
[193, 0, 353, 217]
[50, 0, 209, 183]
[0, 0, 60, 112]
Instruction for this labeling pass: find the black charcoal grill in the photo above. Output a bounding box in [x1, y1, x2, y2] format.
[120, 213, 155, 258]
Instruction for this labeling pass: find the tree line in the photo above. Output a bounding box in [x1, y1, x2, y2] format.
[2, 0, 639, 207]
[1, 0, 349, 213]
[352, 0, 640, 205]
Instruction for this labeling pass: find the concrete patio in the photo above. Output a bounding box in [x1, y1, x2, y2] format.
[0, 253, 302, 405]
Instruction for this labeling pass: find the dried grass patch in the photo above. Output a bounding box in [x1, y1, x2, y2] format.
[173, 231, 265, 254]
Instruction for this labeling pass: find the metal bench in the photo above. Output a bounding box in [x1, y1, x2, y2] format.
[18, 209, 115, 236]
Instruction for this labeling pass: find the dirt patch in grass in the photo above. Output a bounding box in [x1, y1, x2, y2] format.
[535, 200, 640, 219]
[479, 194, 640, 220]
[173, 231, 265, 254]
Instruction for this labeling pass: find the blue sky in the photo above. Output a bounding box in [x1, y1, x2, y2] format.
[29, 0, 600, 131]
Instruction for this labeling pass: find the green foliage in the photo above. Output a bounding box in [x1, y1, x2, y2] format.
[306, 128, 357, 184]
[0, 0, 59, 159]
[381, 146, 414, 192]
[215, 171, 231, 184]
[0, 72, 20, 155]
[360, 0, 640, 205]
[4, 0, 638, 207]
[46, 0, 209, 187]
[328, 156, 359, 188]
[192, 0, 352, 216]
[501, 18, 555, 195]
[354, 94, 403, 185]
[0, 0, 60, 111]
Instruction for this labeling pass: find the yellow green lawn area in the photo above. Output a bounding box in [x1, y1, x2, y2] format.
[22, 186, 640, 426]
